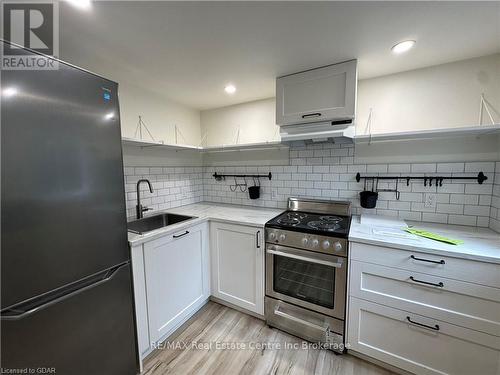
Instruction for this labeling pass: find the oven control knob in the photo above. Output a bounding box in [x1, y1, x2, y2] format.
[302, 237, 309, 246]
[322, 240, 331, 250]
[269, 232, 276, 240]
[279, 234, 286, 241]
[311, 239, 319, 247]
[333, 241, 343, 252]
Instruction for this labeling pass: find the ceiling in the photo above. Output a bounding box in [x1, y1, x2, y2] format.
[60, 1, 500, 110]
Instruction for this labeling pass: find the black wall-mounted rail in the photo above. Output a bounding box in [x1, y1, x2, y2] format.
[356, 172, 487, 186]
[213, 172, 272, 181]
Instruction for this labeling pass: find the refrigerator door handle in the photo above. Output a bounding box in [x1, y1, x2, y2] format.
[1, 262, 129, 321]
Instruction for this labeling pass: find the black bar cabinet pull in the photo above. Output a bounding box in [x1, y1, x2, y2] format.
[173, 230, 189, 239]
[410, 276, 444, 288]
[410, 255, 445, 265]
[301, 113, 322, 118]
[256, 230, 261, 248]
[406, 316, 440, 331]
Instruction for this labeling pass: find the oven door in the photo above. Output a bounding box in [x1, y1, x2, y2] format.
[265, 244, 346, 320]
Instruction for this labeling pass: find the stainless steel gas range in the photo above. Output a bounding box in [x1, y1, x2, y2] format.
[264, 198, 351, 353]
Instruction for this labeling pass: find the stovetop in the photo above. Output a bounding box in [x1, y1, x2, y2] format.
[266, 210, 351, 238]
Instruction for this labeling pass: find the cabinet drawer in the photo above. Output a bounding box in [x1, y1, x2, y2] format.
[350, 260, 500, 336]
[351, 242, 500, 288]
[348, 297, 500, 375]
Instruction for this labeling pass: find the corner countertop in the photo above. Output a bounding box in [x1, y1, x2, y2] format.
[349, 215, 500, 264]
[128, 202, 283, 246]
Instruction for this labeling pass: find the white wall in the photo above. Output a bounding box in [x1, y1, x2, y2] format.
[199, 54, 500, 146]
[200, 98, 278, 146]
[357, 53, 500, 135]
[119, 82, 201, 145]
[198, 54, 500, 164]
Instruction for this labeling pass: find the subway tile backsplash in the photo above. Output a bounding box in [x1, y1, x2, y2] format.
[203, 143, 497, 229]
[123, 166, 203, 219]
[123, 143, 499, 232]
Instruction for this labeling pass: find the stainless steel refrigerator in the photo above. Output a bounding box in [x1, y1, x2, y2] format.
[1, 41, 139, 374]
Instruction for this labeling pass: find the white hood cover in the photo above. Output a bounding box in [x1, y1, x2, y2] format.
[279, 121, 355, 142]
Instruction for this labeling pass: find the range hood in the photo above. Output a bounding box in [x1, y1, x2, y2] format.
[279, 120, 356, 143]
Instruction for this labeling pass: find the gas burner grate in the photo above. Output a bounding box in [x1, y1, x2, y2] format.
[319, 216, 343, 223]
[307, 221, 341, 232]
[277, 217, 301, 226]
[277, 212, 309, 226]
[288, 212, 308, 220]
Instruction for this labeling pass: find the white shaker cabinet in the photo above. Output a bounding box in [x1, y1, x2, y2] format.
[130, 222, 209, 362]
[210, 222, 264, 315]
[144, 224, 209, 344]
[347, 242, 500, 375]
[276, 60, 357, 126]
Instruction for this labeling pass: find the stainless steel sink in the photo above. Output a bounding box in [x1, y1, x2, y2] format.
[127, 213, 194, 234]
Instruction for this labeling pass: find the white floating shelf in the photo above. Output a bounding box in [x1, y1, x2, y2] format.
[355, 124, 500, 143]
[201, 141, 288, 153]
[121, 137, 202, 151]
[123, 124, 500, 152]
[121, 138, 287, 153]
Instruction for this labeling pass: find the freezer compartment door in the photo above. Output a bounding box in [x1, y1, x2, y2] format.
[1, 45, 129, 308]
[1, 262, 138, 375]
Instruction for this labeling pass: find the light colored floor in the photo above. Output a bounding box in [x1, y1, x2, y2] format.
[143, 301, 394, 375]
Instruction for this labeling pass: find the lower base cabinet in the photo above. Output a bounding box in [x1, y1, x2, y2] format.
[348, 242, 500, 375]
[130, 222, 209, 362]
[144, 224, 209, 344]
[210, 222, 264, 315]
[348, 297, 500, 375]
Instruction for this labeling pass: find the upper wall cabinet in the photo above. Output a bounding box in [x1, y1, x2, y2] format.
[276, 60, 357, 126]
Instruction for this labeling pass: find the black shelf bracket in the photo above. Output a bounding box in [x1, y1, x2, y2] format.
[355, 172, 487, 186]
[213, 172, 272, 181]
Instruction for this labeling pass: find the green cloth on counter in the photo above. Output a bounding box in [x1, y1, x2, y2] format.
[404, 228, 464, 245]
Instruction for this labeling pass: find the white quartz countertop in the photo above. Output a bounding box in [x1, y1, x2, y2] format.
[128, 202, 283, 246]
[349, 215, 500, 264]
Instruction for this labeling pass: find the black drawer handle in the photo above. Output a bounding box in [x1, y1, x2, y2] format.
[256, 230, 261, 248]
[406, 316, 440, 331]
[410, 255, 445, 265]
[410, 276, 444, 288]
[173, 230, 189, 239]
[302, 113, 322, 119]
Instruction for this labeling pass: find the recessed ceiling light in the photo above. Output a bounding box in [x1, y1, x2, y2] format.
[2, 87, 18, 97]
[224, 84, 236, 94]
[65, 0, 91, 10]
[391, 40, 416, 54]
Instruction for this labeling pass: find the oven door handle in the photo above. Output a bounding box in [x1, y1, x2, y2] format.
[274, 305, 328, 332]
[266, 249, 343, 268]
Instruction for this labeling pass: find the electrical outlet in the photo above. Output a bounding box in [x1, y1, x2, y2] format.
[424, 193, 436, 209]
